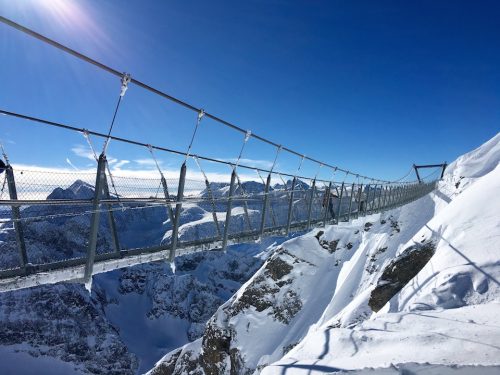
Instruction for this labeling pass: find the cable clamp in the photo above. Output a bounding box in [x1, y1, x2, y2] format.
[198, 109, 205, 121]
[120, 73, 131, 97]
[244, 130, 252, 142]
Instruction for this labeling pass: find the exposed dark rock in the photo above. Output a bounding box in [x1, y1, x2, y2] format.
[150, 348, 182, 375]
[369, 242, 436, 312]
[282, 341, 299, 355]
[389, 217, 400, 234]
[233, 275, 279, 314]
[314, 231, 324, 240]
[265, 257, 293, 281]
[364, 222, 373, 231]
[273, 290, 302, 324]
[200, 322, 238, 375]
[346, 242, 353, 250]
[315, 230, 340, 253]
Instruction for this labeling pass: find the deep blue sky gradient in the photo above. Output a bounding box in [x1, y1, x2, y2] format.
[0, 0, 499, 181]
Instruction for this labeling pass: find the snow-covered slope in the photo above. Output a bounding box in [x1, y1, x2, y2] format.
[151, 132, 500, 374]
[262, 132, 500, 374]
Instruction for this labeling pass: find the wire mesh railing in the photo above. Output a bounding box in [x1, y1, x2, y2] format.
[0, 155, 438, 291]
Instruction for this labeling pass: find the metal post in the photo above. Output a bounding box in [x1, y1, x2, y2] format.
[285, 177, 296, 235]
[400, 185, 406, 205]
[381, 186, 388, 212]
[401, 185, 406, 205]
[347, 183, 355, 221]
[306, 178, 317, 230]
[364, 184, 371, 216]
[387, 186, 397, 210]
[84, 153, 107, 284]
[170, 162, 187, 262]
[374, 185, 382, 212]
[373, 185, 379, 213]
[336, 182, 345, 223]
[202, 177, 221, 238]
[394, 186, 401, 207]
[259, 173, 272, 236]
[356, 184, 363, 219]
[102, 176, 121, 255]
[413, 164, 422, 183]
[5, 165, 28, 271]
[322, 181, 333, 226]
[440, 162, 447, 179]
[397, 186, 404, 206]
[222, 169, 237, 251]
[161, 176, 175, 225]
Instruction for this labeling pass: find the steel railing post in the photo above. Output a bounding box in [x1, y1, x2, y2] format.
[336, 182, 345, 223]
[170, 162, 187, 262]
[376, 185, 383, 212]
[365, 184, 373, 215]
[389, 186, 396, 208]
[381, 186, 388, 212]
[347, 183, 355, 222]
[306, 178, 317, 230]
[260, 173, 272, 236]
[161, 176, 176, 226]
[5, 165, 28, 272]
[356, 183, 363, 219]
[222, 169, 237, 251]
[84, 153, 107, 284]
[102, 175, 121, 256]
[322, 181, 333, 226]
[285, 177, 296, 235]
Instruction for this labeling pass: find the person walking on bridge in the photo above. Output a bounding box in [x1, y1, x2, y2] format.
[322, 189, 339, 221]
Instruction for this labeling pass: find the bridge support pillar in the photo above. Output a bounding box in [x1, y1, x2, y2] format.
[365, 184, 372, 216]
[5, 165, 28, 273]
[222, 169, 237, 251]
[285, 177, 296, 235]
[355, 184, 363, 219]
[102, 176, 121, 256]
[347, 183, 355, 222]
[322, 181, 332, 227]
[336, 182, 345, 223]
[306, 178, 316, 230]
[161, 176, 175, 226]
[170, 162, 187, 262]
[259, 173, 272, 237]
[84, 153, 107, 287]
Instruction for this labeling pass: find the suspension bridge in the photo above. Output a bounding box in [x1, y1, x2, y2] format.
[0, 16, 442, 292]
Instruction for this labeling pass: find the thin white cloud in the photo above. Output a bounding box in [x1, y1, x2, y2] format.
[65, 158, 79, 171]
[134, 158, 162, 166]
[112, 160, 131, 170]
[71, 144, 96, 161]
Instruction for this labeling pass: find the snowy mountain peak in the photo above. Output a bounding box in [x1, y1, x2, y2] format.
[47, 179, 95, 200]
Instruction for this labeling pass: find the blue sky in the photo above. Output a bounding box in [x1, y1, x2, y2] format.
[0, 0, 499, 182]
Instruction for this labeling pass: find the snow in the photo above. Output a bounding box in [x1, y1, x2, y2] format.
[263, 302, 500, 374]
[259, 132, 500, 374]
